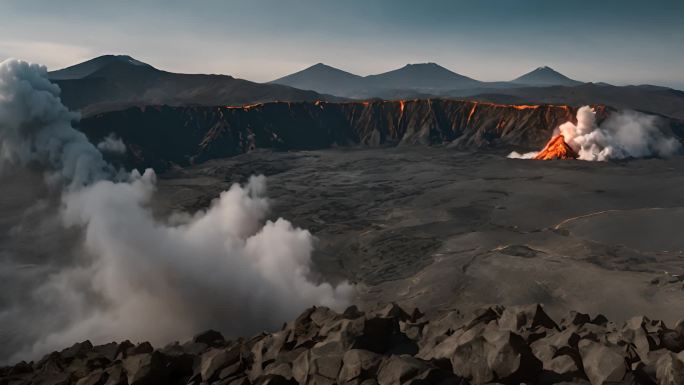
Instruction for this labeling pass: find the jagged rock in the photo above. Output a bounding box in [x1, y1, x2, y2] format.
[224, 376, 251, 385]
[560, 311, 592, 328]
[129, 342, 154, 356]
[102, 365, 126, 385]
[60, 341, 94, 361]
[92, 342, 119, 362]
[443, 324, 493, 384]
[498, 304, 558, 337]
[29, 360, 71, 385]
[578, 340, 628, 385]
[8, 361, 33, 375]
[254, 373, 298, 385]
[200, 347, 242, 382]
[352, 316, 406, 354]
[263, 361, 293, 380]
[194, 330, 226, 346]
[655, 351, 684, 385]
[6, 303, 684, 385]
[338, 349, 382, 384]
[482, 329, 542, 383]
[292, 348, 343, 385]
[369, 304, 411, 322]
[113, 340, 134, 360]
[417, 311, 466, 358]
[376, 355, 453, 385]
[342, 305, 365, 320]
[661, 328, 684, 353]
[181, 341, 209, 356]
[122, 351, 167, 385]
[74, 369, 106, 385]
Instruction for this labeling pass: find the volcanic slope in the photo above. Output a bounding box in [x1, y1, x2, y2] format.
[49, 55, 331, 116]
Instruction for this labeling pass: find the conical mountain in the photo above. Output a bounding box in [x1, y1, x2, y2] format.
[512, 66, 582, 86]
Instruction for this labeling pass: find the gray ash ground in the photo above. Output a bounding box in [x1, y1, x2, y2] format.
[154, 148, 684, 325]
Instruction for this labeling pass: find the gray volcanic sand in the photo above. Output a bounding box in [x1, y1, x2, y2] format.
[154, 148, 684, 324]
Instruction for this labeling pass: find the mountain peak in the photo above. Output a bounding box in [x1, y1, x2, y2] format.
[512, 66, 582, 86]
[270, 63, 363, 94]
[366, 62, 480, 89]
[48, 55, 154, 80]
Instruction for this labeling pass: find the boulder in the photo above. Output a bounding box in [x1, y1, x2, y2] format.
[655, 351, 684, 385]
[483, 329, 542, 383]
[74, 369, 107, 385]
[122, 351, 166, 385]
[102, 365, 126, 385]
[578, 340, 628, 385]
[92, 342, 119, 362]
[497, 304, 559, 338]
[200, 347, 241, 382]
[376, 355, 454, 385]
[292, 348, 343, 385]
[129, 342, 154, 356]
[60, 341, 94, 361]
[194, 329, 226, 346]
[338, 349, 382, 384]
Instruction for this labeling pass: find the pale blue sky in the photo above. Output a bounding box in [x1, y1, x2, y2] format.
[0, 0, 682, 88]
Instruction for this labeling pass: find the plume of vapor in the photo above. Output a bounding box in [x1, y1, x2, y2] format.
[96, 133, 126, 154]
[0, 60, 112, 187]
[559, 106, 680, 161]
[0, 59, 352, 362]
[507, 151, 538, 159]
[508, 106, 681, 161]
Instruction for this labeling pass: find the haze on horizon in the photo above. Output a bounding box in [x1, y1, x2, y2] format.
[0, 0, 682, 89]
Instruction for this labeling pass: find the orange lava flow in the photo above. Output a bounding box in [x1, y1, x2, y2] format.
[534, 134, 578, 160]
[226, 103, 262, 110]
[466, 102, 478, 125]
[510, 105, 540, 111]
[399, 100, 405, 114]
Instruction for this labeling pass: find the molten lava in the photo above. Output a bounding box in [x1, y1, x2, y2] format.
[534, 134, 578, 160]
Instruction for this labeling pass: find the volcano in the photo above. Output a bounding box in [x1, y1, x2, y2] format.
[534, 134, 578, 160]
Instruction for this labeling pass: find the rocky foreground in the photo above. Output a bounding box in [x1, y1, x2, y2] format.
[3, 303, 684, 385]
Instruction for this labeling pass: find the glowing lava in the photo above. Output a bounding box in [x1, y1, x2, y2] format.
[534, 134, 578, 160]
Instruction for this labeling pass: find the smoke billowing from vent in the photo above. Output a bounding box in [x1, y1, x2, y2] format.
[0, 59, 352, 362]
[509, 106, 681, 161]
[0, 60, 113, 187]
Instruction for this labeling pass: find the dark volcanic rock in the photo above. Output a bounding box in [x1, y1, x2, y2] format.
[5, 303, 684, 385]
[77, 100, 617, 170]
[194, 330, 226, 346]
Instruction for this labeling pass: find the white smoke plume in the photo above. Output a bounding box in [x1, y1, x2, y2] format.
[0, 59, 352, 362]
[0, 60, 112, 187]
[507, 150, 538, 159]
[96, 133, 126, 154]
[560, 106, 680, 161]
[508, 106, 681, 161]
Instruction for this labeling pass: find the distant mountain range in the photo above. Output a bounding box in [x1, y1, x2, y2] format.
[48, 55, 336, 116]
[48, 55, 684, 121]
[270, 62, 580, 98]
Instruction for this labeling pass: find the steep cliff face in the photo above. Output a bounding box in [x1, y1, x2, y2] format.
[79, 100, 607, 169]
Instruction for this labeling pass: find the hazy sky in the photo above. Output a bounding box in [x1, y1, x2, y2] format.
[0, 0, 682, 88]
